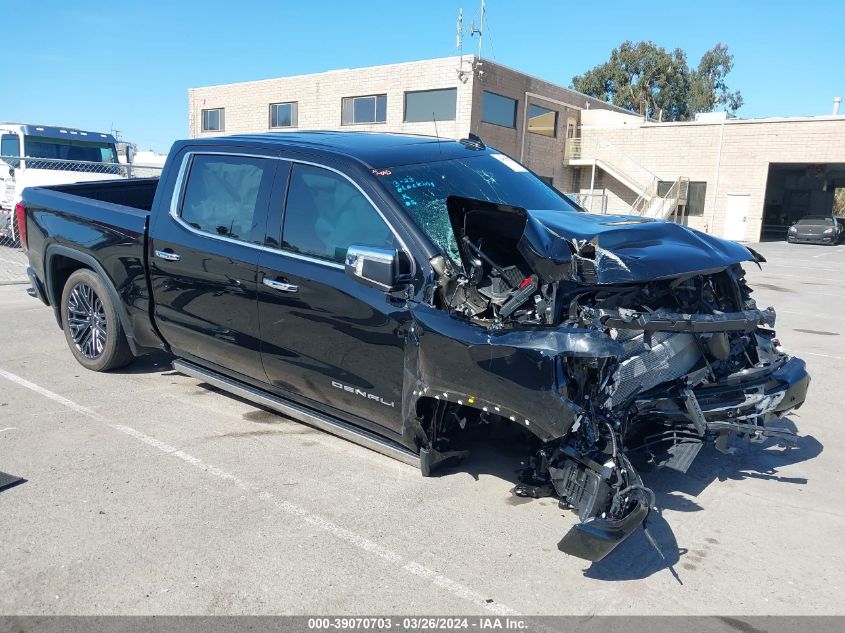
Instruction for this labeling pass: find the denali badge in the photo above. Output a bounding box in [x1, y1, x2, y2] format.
[331, 381, 395, 408]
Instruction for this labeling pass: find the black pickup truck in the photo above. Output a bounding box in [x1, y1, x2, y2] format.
[20, 131, 809, 561]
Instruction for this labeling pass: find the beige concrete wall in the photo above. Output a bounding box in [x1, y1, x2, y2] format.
[578, 116, 845, 241]
[187, 57, 845, 243]
[188, 55, 633, 194]
[188, 56, 474, 141]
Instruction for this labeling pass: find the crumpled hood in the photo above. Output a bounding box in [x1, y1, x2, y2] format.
[520, 209, 759, 284]
[446, 197, 760, 285]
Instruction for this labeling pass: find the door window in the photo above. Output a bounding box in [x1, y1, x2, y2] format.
[179, 154, 273, 244]
[282, 163, 395, 262]
[1, 134, 20, 157]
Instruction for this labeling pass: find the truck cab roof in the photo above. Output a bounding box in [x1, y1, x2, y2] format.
[176, 131, 493, 168]
[0, 123, 117, 143]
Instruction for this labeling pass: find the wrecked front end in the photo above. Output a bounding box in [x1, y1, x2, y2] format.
[405, 198, 810, 562]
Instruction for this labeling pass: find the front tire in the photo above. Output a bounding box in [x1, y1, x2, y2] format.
[61, 269, 134, 371]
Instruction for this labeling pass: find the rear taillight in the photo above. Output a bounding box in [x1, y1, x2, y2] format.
[14, 202, 27, 250]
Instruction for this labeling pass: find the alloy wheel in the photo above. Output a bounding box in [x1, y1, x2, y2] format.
[67, 282, 107, 359]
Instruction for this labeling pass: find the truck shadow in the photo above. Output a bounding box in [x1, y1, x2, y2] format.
[584, 420, 822, 582]
[112, 350, 174, 375]
[444, 416, 822, 582]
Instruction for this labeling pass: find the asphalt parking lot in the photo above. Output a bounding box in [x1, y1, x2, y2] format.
[0, 240, 843, 616]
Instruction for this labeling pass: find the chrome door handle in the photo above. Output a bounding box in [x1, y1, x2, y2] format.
[155, 249, 181, 262]
[263, 278, 298, 293]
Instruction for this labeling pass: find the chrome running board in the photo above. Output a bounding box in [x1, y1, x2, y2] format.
[172, 359, 421, 468]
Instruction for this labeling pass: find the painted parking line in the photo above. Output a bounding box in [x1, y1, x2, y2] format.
[752, 286, 845, 298]
[753, 271, 844, 283]
[797, 350, 845, 362]
[813, 248, 845, 258]
[755, 264, 845, 272]
[0, 367, 519, 617]
[776, 308, 841, 321]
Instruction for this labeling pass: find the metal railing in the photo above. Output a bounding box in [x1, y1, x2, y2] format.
[0, 157, 162, 283]
[637, 177, 690, 220]
[564, 139, 694, 222]
[565, 137, 659, 201]
[564, 191, 608, 214]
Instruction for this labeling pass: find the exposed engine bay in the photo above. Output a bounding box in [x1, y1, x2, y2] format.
[409, 197, 810, 561]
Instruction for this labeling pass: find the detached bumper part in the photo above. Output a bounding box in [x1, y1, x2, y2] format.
[557, 500, 650, 562]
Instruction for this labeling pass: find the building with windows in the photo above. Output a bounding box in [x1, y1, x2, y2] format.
[189, 56, 627, 193]
[189, 55, 845, 242]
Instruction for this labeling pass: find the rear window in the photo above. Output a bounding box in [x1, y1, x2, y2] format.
[179, 154, 274, 244]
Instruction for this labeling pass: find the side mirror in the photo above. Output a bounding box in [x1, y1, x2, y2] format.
[345, 245, 407, 291]
[125, 145, 135, 164]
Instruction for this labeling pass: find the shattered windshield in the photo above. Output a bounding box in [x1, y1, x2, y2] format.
[379, 154, 579, 262]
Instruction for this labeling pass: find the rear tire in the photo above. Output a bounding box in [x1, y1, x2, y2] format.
[61, 269, 134, 371]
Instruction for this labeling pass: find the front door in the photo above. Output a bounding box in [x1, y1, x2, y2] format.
[149, 151, 279, 381]
[724, 194, 750, 242]
[257, 161, 410, 435]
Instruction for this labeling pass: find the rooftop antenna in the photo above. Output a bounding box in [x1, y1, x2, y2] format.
[456, 8, 472, 83]
[470, 0, 485, 59]
[432, 112, 443, 158]
[456, 8, 464, 52]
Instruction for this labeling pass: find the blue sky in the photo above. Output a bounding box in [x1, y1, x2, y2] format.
[6, 0, 843, 152]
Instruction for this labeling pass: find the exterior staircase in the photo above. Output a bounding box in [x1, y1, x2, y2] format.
[565, 138, 689, 220]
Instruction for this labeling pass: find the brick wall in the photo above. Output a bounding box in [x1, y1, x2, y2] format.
[188, 55, 628, 194]
[578, 117, 845, 240]
[188, 56, 474, 141]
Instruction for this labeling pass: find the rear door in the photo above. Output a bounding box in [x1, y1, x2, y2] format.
[257, 160, 412, 434]
[149, 148, 282, 380]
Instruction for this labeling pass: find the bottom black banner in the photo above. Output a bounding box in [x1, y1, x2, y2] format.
[0, 616, 841, 633]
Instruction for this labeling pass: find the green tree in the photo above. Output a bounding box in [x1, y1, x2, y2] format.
[572, 41, 743, 121]
[834, 188, 845, 218]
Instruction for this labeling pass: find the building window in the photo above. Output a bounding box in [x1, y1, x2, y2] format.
[659, 180, 707, 216]
[527, 104, 557, 137]
[566, 118, 577, 139]
[342, 94, 387, 125]
[481, 91, 518, 128]
[403, 88, 457, 123]
[537, 175, 554, 187]
[201, 108, 224, 132]
[686, 181, 707, 216]
[269, 102, 298, 128]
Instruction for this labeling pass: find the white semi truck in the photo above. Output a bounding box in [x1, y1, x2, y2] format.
[0, 123, 123, 245]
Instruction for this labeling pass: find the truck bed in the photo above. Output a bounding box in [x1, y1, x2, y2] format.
[22, 177, 162, 354]
[36, 177, 159, 211]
